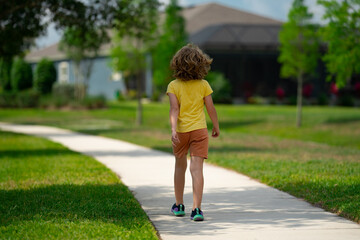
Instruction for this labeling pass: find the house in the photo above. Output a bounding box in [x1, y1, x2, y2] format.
[26, 42, 128, 99]
[26, 2, 304, 101]
[183, 3, 284, 100]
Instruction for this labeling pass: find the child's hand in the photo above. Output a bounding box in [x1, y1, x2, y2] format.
[172, 131, 180, 144]
[212, 127, 220, 138]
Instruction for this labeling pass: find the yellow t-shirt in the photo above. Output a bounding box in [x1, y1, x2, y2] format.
[166, 79, 213, 133]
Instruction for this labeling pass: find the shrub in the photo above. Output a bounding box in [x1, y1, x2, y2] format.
[52, 82, 76, 100]
[34, 58, 57, 94]
[0, 59, 12, 91]
[206, 71, 232, 104]
[0, 92, 15, 107]
[317, 93, 329, 106]
[276, 87, 285, 101]
[127, 89, 137, 100]
[0, 90, 40, 108]
[338, 94, 354, 107]
[11, 58, 33, 91]
[16, 89, 40, 108]
[247, 96, 268, 105]
[39, 95, 70, 109]
[82, 95, 107, 109]
[288, 95, 297, 105]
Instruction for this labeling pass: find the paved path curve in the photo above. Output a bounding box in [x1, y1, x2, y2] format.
[1, 122, 359, 240]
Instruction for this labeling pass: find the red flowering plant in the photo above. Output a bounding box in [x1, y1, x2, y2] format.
[276, 87, 285, 101]
[330, 82, 338, 96]
[302, 84, 313, 98]
[354, 82, 360, 98]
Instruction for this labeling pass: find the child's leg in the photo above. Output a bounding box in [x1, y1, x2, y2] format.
[190, 156, 204, 210]
[174, 155, 187, 205]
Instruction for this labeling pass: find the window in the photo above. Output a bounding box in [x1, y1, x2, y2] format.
[59, 61, 69, 83]
[111, 71, 123, 82]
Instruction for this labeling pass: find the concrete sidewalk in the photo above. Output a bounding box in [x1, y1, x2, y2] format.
[1, 122, 359, 240]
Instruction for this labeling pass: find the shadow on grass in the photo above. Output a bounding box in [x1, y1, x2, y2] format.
[209, 145, 267, 153]
[0, 149, 75, 158]
[218, 119, 264, 130]
[78, 128, 135, 136]
[325, 116, 360, 124]
[0, 184, 149, 228]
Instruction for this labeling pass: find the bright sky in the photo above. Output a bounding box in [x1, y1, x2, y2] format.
[35, 0, 325, 49]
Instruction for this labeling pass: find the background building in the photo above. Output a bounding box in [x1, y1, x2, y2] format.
[26, 2, 327, 101]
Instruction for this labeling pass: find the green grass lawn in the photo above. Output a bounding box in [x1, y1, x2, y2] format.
[0, 131, 158, 239]
[1, 101, 359, 223]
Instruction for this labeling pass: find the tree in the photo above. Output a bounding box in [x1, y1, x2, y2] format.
[152, 0, 187, 94]
[278, 0, 320, 127]
[10, 58, 33, 91]
[206, 71, 232, 104]
[0, 0, 116, 75]
[111, 0, 159, 126]
[318, 0, 360, 88]
[0, 0, 44, 62]
[34, 58, 57, 94]
[59, 26, 109, 99]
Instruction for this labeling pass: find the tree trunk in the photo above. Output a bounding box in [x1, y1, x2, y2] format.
[136, 72, 143, 126]
[296, 73, 303, 128]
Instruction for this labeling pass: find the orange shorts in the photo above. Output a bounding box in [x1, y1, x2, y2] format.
[172, 128, 209, 159]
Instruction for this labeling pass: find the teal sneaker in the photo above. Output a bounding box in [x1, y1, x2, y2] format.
[190, 208, 204, 221]
[171, 203, 185, 216]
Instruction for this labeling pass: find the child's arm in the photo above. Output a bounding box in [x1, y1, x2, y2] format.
[168, 93, 180, 143]
[204, 95, 220, 137]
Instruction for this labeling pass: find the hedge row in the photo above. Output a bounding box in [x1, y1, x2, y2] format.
[0, 58, 56, 94]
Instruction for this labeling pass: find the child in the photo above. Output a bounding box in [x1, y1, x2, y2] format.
[166, 44, 220, 221]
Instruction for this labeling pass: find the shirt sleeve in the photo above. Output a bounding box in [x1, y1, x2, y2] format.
[203, 80, 213, 97]
[166, 81, 175, 95]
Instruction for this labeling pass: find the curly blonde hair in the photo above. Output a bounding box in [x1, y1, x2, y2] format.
[170, 44, 213, 81]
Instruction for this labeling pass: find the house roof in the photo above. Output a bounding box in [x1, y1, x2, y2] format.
[26, 2, 283, 62]
[183, 3, 282, 34]
[26, 43, 65, 63]
[190, 24, 281, 51]
[26, 41, 112, 63]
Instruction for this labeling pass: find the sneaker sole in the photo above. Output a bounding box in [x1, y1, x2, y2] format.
[171, 210, 185, 216]
[191, 215, 204, 221]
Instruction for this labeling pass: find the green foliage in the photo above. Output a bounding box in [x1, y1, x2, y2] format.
[34, 58, 57, 94]
[0, 59, 12, 91]
[152, 0, 187, 93]
[278, 0, 320, 79]
[81, 95, 107, 109]
[52, 82, 76, 100]
[111, 0, 159, 75]
[317, 0, 360, 88]
[278, 0, 320, 127]
[338, 94, 355, 107]
[111, 42, 147, 77]
[43, 83, 106, 109]
[0, 89, 40, 108]
[39, 95, 107, 110]
[0, 0, 122, 61]
[111, 0, 160, 125]
[60, 26, 106, 65]
[206, 71, 232, 103]
[0, 1, 44, 60]
[317, 93, 329, 105]
[10, 58, 33, 91]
